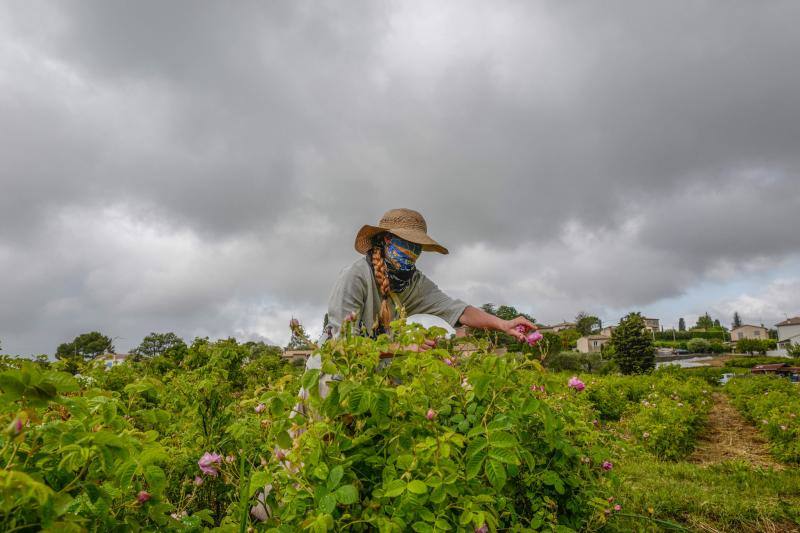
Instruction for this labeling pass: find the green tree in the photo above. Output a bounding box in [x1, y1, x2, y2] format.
[55, 331, 114, 361]
[131, 332, 188, 362]
[609, 312, 655, 374]
[678, 317, 686, 331]
[574, 312, 601, 336]
[558, 328, 582, 350]
[732, 311, 742, 329]
[687, 338, 710, 354]
[736, 338, 763, 355]
[694, 313, 714, 330]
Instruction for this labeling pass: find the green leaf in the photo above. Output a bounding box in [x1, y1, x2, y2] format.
[412, 522, 433, 533]
[335, 484, 358, 505]
[488, 431, 517, 448]
[429, 485, 446, 504]
[143, 465, 167, 491]
[466, 451, 485, 480]
[319, 493, 337, 514]
[313, 463, 329, 481]
[117, 461, 138, 489]
[327, 465, 344, 490]
[488, 447, 520, 465]
[465, 436, 488, 459]
[383, 479, 406, 498]
[249, 471, 271, 497]
[276, 431, 292, 449]
[406, 480, 427, 495]
[541, 470, 565, 494]
[302, 369, 321, 391]
[485, 459, 507, 489]
[472, 374, 492, 400]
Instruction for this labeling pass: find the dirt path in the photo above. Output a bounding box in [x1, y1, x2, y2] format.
[689, 393, 782, 469]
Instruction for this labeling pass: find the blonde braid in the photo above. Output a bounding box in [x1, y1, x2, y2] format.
[371, 245, 393, 329]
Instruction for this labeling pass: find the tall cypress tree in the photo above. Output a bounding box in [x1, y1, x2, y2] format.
[610, 312, 655, 374]
[678, 317, 686, 331]
[732, 311, 742, 329]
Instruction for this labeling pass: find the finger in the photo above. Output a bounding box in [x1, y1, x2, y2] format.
[424, 339, 437, 347]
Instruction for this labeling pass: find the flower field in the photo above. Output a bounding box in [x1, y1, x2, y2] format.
[1, 323, 799, 531]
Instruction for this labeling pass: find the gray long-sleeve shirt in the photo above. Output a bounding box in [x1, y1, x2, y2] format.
[323, 257, 469, 340]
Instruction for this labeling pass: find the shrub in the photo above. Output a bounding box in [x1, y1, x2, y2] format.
[686, 338, 710, 353]
[544, 351, 616, 374]
[726, 376, 800, 463]
[254, 322, 614, 530]
[625, 376, 711, 460]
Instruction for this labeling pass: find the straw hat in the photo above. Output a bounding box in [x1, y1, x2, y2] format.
[354, 208, 449, 255]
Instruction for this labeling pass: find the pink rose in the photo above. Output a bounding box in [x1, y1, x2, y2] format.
[525, 331, 543, 346]
[614, 504, 621, 512]
[194, 476, 204, 486]
[255, 403, 266, 413]
[568, 376, 586, 391]
[426, 409, 437, 421]
[137, 490, 151, 503]
[198, 452, 222, 476]
[602, 460, 613, 471]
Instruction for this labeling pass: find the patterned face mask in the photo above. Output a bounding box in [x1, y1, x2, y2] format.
[383, 234, 421, 272]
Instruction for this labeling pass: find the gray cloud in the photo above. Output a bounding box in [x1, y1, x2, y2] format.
[1, 1, 799, 354]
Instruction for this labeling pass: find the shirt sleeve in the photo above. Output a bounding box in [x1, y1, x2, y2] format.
[410, 272, 469, 327]
[324, 262, 368, 340]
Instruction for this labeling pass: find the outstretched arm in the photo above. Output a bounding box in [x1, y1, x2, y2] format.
[457, 305, 537, 342]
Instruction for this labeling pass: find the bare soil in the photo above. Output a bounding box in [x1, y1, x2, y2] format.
[689, 393, 782, 469]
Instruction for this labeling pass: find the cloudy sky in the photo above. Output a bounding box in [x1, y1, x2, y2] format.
[2, 1, 799, 355]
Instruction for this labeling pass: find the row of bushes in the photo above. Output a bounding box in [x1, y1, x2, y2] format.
[654, 338, 726, 353]
[654, 330, 727, 341]
[543, 351, 617, 374]
[0, 322, 617, 531]
[725, 376, 800, 463]
[584, 371, 712, 460]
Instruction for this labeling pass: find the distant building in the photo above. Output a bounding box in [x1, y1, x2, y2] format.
[282, 349, 313, 364]
[599, 326, 616, 337]
[776, 317, 800, 348]
[102, 353, 128, 369]
[576, 335, 611, 354]
[538, 322, 576, 334]
[751, 363, 800, 381]
[731, 324, 769, 341]
[643, 318, 660, 333]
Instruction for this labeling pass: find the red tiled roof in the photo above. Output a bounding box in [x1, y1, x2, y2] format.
[776, 317, 800, 327]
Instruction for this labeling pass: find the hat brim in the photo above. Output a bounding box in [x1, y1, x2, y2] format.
[354, 224, 449, 255]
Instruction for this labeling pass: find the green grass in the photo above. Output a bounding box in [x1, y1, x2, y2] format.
[604, 459, 800, 532]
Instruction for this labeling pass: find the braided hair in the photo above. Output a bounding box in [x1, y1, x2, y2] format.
[370, 240, 393, 330]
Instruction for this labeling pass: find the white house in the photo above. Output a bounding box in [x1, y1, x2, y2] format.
[576, 335, 611, 354]
[102, 353, 128, 369]
[776, 317, 800, 348]
[731, 324, 769, 341]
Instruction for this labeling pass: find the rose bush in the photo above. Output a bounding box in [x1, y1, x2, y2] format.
[253, 321, 614, 531]
[726, 375, 800, 463]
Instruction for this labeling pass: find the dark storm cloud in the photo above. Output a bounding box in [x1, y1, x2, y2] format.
[1, 0, 799, 354]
